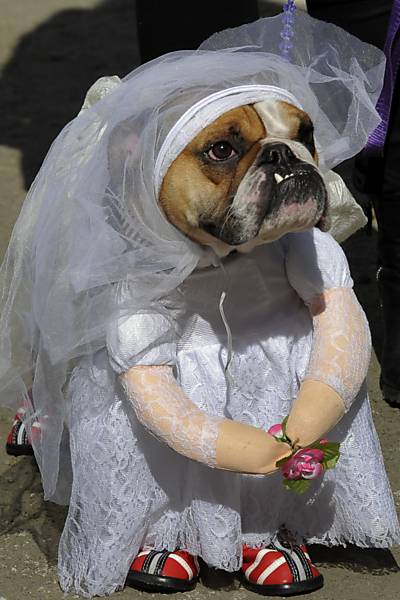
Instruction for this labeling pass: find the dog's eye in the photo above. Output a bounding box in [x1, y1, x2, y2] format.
[207, 141, 237, 161]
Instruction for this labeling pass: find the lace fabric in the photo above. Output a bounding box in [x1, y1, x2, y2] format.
[121, 365, 222, 467]
[115, 284, 371, 475]
[58, 351, 169, 597]
[306, 287, 371, 410]
[57, 228, 400, 597]
[59, 353, 400, 598]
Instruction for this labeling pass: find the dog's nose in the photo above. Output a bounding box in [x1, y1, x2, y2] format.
[259, 143, 296, 167]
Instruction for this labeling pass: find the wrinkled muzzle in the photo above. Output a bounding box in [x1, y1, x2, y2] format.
[213, 139, 330, 246]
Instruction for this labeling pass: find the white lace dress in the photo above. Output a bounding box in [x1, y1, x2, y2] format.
[58, 228, 400, 597]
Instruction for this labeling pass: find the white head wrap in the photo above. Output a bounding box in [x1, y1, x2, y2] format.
[154, 84, 303, 193]
[0, 11, 384, 500]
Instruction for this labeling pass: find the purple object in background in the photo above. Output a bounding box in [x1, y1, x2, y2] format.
[280, 0, 297, 61]
[366, 0, 400, 155]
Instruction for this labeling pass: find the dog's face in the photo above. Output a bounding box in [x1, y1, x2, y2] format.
[159, 100, 329, 254]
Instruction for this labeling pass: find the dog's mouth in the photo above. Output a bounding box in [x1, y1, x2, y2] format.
[264, 162, 329, 228]
[201, 142, 329, 246]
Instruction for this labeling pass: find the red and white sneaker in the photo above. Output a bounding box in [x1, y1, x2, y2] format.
[5, 408, 35, 456]
[126, 548, 200, 592]
[5, 390, 43, 457]
[241, 540, 323, 596]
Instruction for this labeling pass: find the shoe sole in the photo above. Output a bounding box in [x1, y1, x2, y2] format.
[6, 443, 34, 457]
[239, 573, 324, 596]
[126, 571, 198, 593]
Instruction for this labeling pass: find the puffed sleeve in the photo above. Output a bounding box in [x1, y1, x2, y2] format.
[283, 228, 353, 301]
[107, 291, 179, 374]
[283, 228, 371, 411]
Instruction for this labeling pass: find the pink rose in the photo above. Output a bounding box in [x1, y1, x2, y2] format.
[268, 423, 285, 439]
[282, 448, 324, 481]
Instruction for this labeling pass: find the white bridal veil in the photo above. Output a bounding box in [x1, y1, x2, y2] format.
[0, 11, 385, 501]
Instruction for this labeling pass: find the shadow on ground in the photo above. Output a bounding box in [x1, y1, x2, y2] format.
[344, 228, 383, 359]
[0, 0, 140, 188]
[0, 456, 67, 565]
[310, 543, 399, 575]
[191, 542, 400, 591]
[337, 159, 383, 363]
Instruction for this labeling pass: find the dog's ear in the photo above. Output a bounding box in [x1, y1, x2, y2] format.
[296, 117, 318, 163]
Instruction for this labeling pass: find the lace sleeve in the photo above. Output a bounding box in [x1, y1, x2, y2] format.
[121, 366, 292, 473]
[305, 287, 371, 410]
[121, 365, 223, 467]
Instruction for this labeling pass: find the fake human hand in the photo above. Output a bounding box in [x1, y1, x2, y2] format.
[285, 379, 344, 448]
[216, 419, 292, 474]
[121, 365, 291, 474]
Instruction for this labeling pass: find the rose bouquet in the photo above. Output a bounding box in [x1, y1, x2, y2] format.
[268, 419, 340, 494]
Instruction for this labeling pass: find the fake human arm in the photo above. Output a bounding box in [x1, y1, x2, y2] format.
[107, 300, 290, 474]
[121, 366, 291, 474]
[285, 287, 371, 447]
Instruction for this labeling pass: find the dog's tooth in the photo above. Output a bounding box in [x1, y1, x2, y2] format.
[284, 173, 294, 180]
[274, 173, 284, 184]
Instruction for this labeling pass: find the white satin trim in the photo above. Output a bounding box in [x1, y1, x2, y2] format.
[154, 85, 303, 194]
[323, 170, 368, 242]
[79, 75, 122, 112]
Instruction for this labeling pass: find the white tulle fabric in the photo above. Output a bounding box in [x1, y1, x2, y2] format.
[322, 170, 367, 243]
[58, 229, 400, 597]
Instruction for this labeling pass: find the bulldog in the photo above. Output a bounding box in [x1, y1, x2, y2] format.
[159, 99, 330, 254]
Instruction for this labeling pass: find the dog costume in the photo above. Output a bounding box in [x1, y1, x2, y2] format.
[0, 11, 399, 598]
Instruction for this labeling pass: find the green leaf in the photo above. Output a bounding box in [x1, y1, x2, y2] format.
[312, 441, 340, 454]
[312, 442, 340, 464]
[283, 479, 312, 495]
[322, 453, 340, 470]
